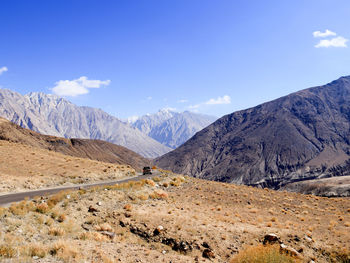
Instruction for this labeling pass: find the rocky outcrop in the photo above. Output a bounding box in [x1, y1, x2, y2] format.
[156, 76, 350, 188]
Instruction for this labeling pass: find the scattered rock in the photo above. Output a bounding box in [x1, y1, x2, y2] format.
[294, 235, 301, 242]
[88, 205, 99, 213]
[280, 245, 302, 259]
[81, 223, 92, 231]
[263, 233, 280, 244]
[304, 235, 313, 242]
[96, 201, 102, 206]
[280, 243, 287, 249]
[100, 231, 116, 239]
[202, 242, 211, 249]
[153, 225, 164, 235]
[202, 248, 215, 259]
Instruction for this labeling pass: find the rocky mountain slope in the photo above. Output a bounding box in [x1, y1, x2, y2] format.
[156, 76, 350, 188]
[131, 109, 217, 148]
[0, 90, 171, 158]
[0, 118, 150, 171]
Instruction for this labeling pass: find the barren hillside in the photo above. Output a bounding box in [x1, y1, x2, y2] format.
[0, 118, 151, 171]
[0, 140, 136, 193]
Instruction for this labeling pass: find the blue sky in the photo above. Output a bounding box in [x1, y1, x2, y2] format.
[0, 0, 350, 119]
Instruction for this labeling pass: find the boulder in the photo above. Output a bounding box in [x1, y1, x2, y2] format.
[202, 248, 215, 259]
[263, 233, 280, 244]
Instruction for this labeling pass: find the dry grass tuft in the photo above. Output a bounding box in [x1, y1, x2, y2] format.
[36, 202, 50, 214]
[0, 244, 16, 258]
[49, 240, 81, 261]
[9, 200, 35, 216]
[149, 189, 168, 199]
[28, 243, 47, 258]
[230, 244, 301, 263]
[48, 227, 65, 236]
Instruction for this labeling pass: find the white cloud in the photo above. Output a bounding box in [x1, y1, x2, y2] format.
[188, 95, 231, 110]
[315, 36, 348, 48]
[147, 96, 152, 100]
[177, 99, 188, 103]
[313, 29, 336, 38]
[0, 66, 8, 75]
[52, 76, 110, 97]
[205, 95, 231, 105]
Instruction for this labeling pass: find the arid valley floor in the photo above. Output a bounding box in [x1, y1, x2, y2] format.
[0, 169, 349, 262]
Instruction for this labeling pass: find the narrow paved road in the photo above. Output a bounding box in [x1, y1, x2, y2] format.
[0, 172, 157, 206]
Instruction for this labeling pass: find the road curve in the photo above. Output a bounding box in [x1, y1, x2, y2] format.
[0, 173, 157, 206]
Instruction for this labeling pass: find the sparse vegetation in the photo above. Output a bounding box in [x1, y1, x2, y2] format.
[0, 171, 348, 262]
[230, 244, 301, 263]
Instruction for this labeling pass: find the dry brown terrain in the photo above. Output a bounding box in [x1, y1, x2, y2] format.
[282, 176, 350, 197]
[0, 171, 349, 262]
[0, 140, 135, 193]
[0, 118, 151, 171]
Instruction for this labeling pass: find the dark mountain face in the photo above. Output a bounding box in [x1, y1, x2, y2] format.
[155, 76, 350, 188]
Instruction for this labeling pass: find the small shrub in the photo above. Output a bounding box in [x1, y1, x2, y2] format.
[9, 201, 35, 216]
[152, 177, 161, 182]
[48, 227, 65, 236]
[49, 241, 80, 261]
[123, 204, 132, 211]
[28, 243, 47, 258]
[149, 190, 168, 199]
[36, 203, 50, 214]
[80, 232, 109, 242]
[95, 223, 113, 232]
[145, 179, 156, 187]
[0, 244, 16, 258]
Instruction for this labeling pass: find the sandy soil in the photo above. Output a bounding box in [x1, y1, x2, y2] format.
[0, 140, 135, 194]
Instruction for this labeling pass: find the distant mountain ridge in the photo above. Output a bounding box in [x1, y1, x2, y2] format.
[0, 89, 171, 158]
[156, 76, 350, 188]
[130, 109, 217, 148]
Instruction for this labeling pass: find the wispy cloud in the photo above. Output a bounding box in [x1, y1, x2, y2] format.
[0, 66, 8, 75]
[188, 95, 231, 110]
[313, 30, 348, 48]
[206, 95, 231, 105]
[177, 99, 188, 103]
[52, 76, 110, 97]
[313, 29, 336, 38]
[315, 36, 348, 48]
[147, 96, 152, 100]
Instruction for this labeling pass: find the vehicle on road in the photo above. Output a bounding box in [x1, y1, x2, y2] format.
[142, 166, 152, 175]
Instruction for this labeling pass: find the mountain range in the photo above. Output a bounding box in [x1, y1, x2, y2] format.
[129, 109, 217, 148]
[156, 76, 350, 189]
[0, 89, 171, 158]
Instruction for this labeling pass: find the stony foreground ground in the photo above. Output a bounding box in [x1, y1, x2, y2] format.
[0, 170, 349, 262]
